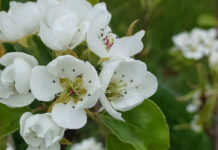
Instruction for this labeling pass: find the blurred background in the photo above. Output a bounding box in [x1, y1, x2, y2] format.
[1, 0, 217, 149]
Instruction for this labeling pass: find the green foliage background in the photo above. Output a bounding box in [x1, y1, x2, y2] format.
[0, 0, 216, 149]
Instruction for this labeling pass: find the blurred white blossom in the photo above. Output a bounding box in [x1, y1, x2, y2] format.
[172, 28, 218, 60]
[70, 138, 104, 150]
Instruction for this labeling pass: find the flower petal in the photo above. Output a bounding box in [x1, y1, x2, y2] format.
[0, 52, 38, 67]
[69, 21, 90, 49]
[39, 22, 62, 50]
[100, 94, 123, 121]
[0, 11, 22, 41]
[30, 66, 62, 102]
[1, 64, 15, 84]
[87, 29, 109, 58]
[109, 30, 145, 57]
[0, 93, 34, 107]
[14, 57, 32, 94]
[51, 103, 87, 129]
[51, 12, 78, 50]
[88, 2, 111, 29]
[61, 0, 92, 21]
[9, 1, 41, 34]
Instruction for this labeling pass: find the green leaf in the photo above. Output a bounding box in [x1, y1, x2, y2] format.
[100, 100, 169, 150]
[87, 0, 99, 6]
[0, 136, 7, 150]
[123, 100, 170, 150]
[0, 104, 29, 140]
[100, 115, 146, 150]
[107, 134, 136, 150]
[27, 35, 54, 65]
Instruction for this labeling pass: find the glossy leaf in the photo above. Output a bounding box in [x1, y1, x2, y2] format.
[100, 100, 169, 150]
[107, 134, 136, 150]
[0, 104, 29, 140]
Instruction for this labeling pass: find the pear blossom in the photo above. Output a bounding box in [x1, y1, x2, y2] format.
[30, 55, 101, 129]
[99, 58, 158, 120]
[20, 112, 65, 149]
[172, 28, 218, 60]
[39, 2, 89, 51]
[37, 0, 60, 21]
[70, 138, 104, 150]
[86, 3, 145, 58]
[0, 52, 38, 107]
[0, 1, 41, 41]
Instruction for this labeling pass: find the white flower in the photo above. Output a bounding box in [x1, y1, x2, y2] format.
[0, 52, 38, 107]
[20, 112, 65, 149]
[209, 50, 218, 70]
[27, 142, 60, 150]
[0, 1, 41, 41]
[37, 0, 60, 22]
[30, 55, 101, 129]
[61, 0, 93, 22]
[86, 3, 145, 58]
[190, 115, 202, 132]
[70, 138, 104, 150]
[99, 58, 158, 120]
[39, 1, 89, 51]
[172, 28, 218, 60]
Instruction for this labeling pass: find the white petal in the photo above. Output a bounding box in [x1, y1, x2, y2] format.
[9, 1, 41, 34]
[109, 30, 145, 57]
[22, 113, 64, 147]
[30, 66, 62, 102]
[51, 13, 78, 50]
[0, 52, 38, 67]
[0, 93, 34, 107]
[88, 2, 111, 29]
[1, 64, 15, 84]
[69, 21, 90, 49]
[0, 11, 22, 41]
[39, 22, 62, 50]
[52, 103, 87, 129]
[99, 60, 120, 90]
[37, 0, 60, 21]
[14, 57, 32, 94]
[0, 84, 14, 98]
[100, 94, 123, 121]
[87, 30, 109, 58]
[111, 71, 158, 111]
[20, 112, 33, 138]
[61, 0, 92, 21]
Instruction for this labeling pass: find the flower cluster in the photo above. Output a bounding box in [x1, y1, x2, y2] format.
[0, 0, 158, 149]
[172, 28, 218, 60]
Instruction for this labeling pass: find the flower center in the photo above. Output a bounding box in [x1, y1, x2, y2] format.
[99, 28, 118, 51]
[105, 80, 127, 102]
[56, 77, 87, 104]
